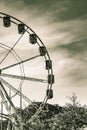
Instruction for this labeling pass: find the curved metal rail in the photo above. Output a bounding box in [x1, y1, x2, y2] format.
[0, 12, 54, 130]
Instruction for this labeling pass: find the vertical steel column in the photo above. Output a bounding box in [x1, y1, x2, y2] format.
[1, 101, 3, 130]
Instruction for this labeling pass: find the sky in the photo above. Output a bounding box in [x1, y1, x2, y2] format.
[0, 0, 87, 106]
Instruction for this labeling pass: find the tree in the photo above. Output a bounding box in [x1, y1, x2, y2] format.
[54, 93, 87, 130]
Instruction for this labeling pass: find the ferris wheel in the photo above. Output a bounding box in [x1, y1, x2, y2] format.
[0, 12, 54, 130]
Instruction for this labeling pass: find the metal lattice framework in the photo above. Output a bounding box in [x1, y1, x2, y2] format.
[0, 12, 54, 130]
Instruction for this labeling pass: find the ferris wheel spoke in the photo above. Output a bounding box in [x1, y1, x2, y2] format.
[0, 45, 9, 51]
[0, 30, 27, 65]
[0, 42, 11, 49]
[1, 73, 47, 83]
[0, 13, 54, 128]
[0, 113, 9, 119]
[0, 42, 22, 64]
[0, 77, 32, 104]
[1, 55, 40, 71]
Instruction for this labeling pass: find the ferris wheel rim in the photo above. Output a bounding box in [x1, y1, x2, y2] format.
[0, 12, 54, 129]
[0, 11, 54, 91]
